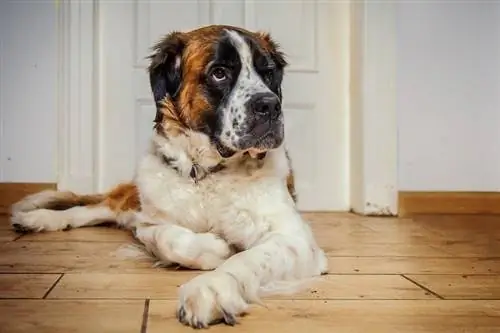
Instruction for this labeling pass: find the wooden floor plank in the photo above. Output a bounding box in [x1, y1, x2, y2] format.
[327, 256, 500, 274]
[47, 273, 434, 300]
[147, 300, 500, 333]
[0, 299, 144, 333]
[18, 227, 135, 243]
[0, 274, 62, 299]
[0, 213, 498, 332]
[48, 272, 193, 299]
[310, 219, 457, 257]
[0, 228, 18, 243]
[0, 242, 157, 273]
[406, 275, 500, 300]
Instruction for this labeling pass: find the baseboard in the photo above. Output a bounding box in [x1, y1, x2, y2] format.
[0, 183, 57, 215]
[398, 191, 500, 217]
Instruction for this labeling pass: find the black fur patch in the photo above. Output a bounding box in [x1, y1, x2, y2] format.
[201, 33, 242, 141]
[147, 32, 186, 126]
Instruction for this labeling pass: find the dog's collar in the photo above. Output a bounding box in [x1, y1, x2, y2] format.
[159, 151, 267, 183]
[159, 155, 225, 183]
[245, 151, 267, 160]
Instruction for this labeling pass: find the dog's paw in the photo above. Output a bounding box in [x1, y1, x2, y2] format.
[192, 233, 234, 270]
[176, 271, 248, 328]
[11, 209, 67, 233]
[133, 223, 234, 271]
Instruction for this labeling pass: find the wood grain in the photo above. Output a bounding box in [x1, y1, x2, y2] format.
[0, 300, 144, 333]
[398, 191, 500, 216]
[0, 274, 62, 298]
[48, 272, 196, 299]
[328, 256, 500, 275]
[0, 241, 157, 273]
[18, 226, 135, 243]
[47, 273, 434, 300]
[406, 275, 500, 300]
[148, 300, 500, 333]
[0, 182, 56, 215]
[0, 227, 18, 243]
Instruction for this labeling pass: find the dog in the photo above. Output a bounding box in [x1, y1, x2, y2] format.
[10, 25, 328, 328]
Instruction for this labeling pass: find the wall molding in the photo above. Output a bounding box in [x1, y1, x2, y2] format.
[399, 191, 500, 217]
[349, 0, 398, 216]
[57, 0, 99, 194]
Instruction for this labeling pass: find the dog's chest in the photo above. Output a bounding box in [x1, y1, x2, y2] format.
[140, 166, 255, 222]
[138, 164, 289, 244]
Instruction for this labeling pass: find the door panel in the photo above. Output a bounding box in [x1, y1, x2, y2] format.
[99, 0, 348, 211]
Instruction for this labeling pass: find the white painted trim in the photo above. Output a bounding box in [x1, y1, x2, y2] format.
[349, 0, 398, 215]
[57, 0, 99, 194]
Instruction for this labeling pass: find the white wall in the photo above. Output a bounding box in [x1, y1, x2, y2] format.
[2, 1, 498, 193]
[0, 2, 58, 183]
[396, 2, 500, 192]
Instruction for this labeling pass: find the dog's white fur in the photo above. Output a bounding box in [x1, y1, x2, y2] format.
[10, 29, 328, 328]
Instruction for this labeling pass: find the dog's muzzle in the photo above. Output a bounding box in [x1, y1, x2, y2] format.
[239, 92, 284, 150]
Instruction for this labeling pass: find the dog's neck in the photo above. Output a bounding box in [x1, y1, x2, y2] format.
[151, 130, 267, 183]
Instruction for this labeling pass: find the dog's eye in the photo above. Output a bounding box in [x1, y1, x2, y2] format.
[211, 67, 228, 82]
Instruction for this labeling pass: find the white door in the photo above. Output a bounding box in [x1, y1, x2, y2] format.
[99, 0, 348, 211]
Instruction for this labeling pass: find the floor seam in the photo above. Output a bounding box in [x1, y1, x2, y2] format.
[42, 273, 64, 299]
[12, 234, 24, 241]
[140, 299, 150, 333]
[401, 274, 444, 300]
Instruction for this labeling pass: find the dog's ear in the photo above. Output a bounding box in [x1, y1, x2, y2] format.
[147, 32, 187, 123]
[257, 31, 288, 69]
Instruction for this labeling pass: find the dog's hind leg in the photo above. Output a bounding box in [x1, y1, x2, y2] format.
[11, 205, 116, 233]
[121, 212, 234, 271]
[10, 182, 140, 233]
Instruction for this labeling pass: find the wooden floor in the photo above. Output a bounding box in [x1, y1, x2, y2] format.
[0, 213, 499, 332]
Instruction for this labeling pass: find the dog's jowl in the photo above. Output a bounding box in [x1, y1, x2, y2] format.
[10, 25, 328, 329]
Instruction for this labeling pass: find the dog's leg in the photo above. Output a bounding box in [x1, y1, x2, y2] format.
[175, 218, 328, 328]
[11, 205, 115, 233]
[124, 212, 234, 271]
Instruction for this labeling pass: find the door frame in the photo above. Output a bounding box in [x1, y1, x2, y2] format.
[56, 0, 398, 215]
[56, 0, 99, 194]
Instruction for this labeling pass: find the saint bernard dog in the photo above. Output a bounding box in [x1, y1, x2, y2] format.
[10, 25, 328, 328]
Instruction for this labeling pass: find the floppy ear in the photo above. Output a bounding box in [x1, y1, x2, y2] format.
[147, 31, 186, 124]
[257, 31, 288, 69]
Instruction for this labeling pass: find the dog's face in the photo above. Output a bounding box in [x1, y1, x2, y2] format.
[148, 25, 287, 158]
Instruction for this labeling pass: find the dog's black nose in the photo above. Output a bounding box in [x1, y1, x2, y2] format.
[249, 93, 281, 119]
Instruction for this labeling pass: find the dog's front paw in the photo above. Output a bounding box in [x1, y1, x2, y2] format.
[176, 271, 248, 328]
[193, 233, 234, 270]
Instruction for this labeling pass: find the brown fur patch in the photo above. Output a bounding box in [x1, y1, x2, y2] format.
[155, 98, 187, 137]
[103, 183, 141, 212]
[284, 150, 297, 203]
[23, 183, 141, 214]
[43, 192, 105, 211]
[286, 171, 297, 203]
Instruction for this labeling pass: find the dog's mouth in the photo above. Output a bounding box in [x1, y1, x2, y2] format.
[238, 121, 284, 152]
[212, 118, 284, 159]
[214, 140, 237, 158]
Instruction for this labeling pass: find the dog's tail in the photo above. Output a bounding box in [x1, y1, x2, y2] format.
[10, 183, 140, 233]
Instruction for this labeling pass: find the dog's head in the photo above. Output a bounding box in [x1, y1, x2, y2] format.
[148, 25, 287, 158]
